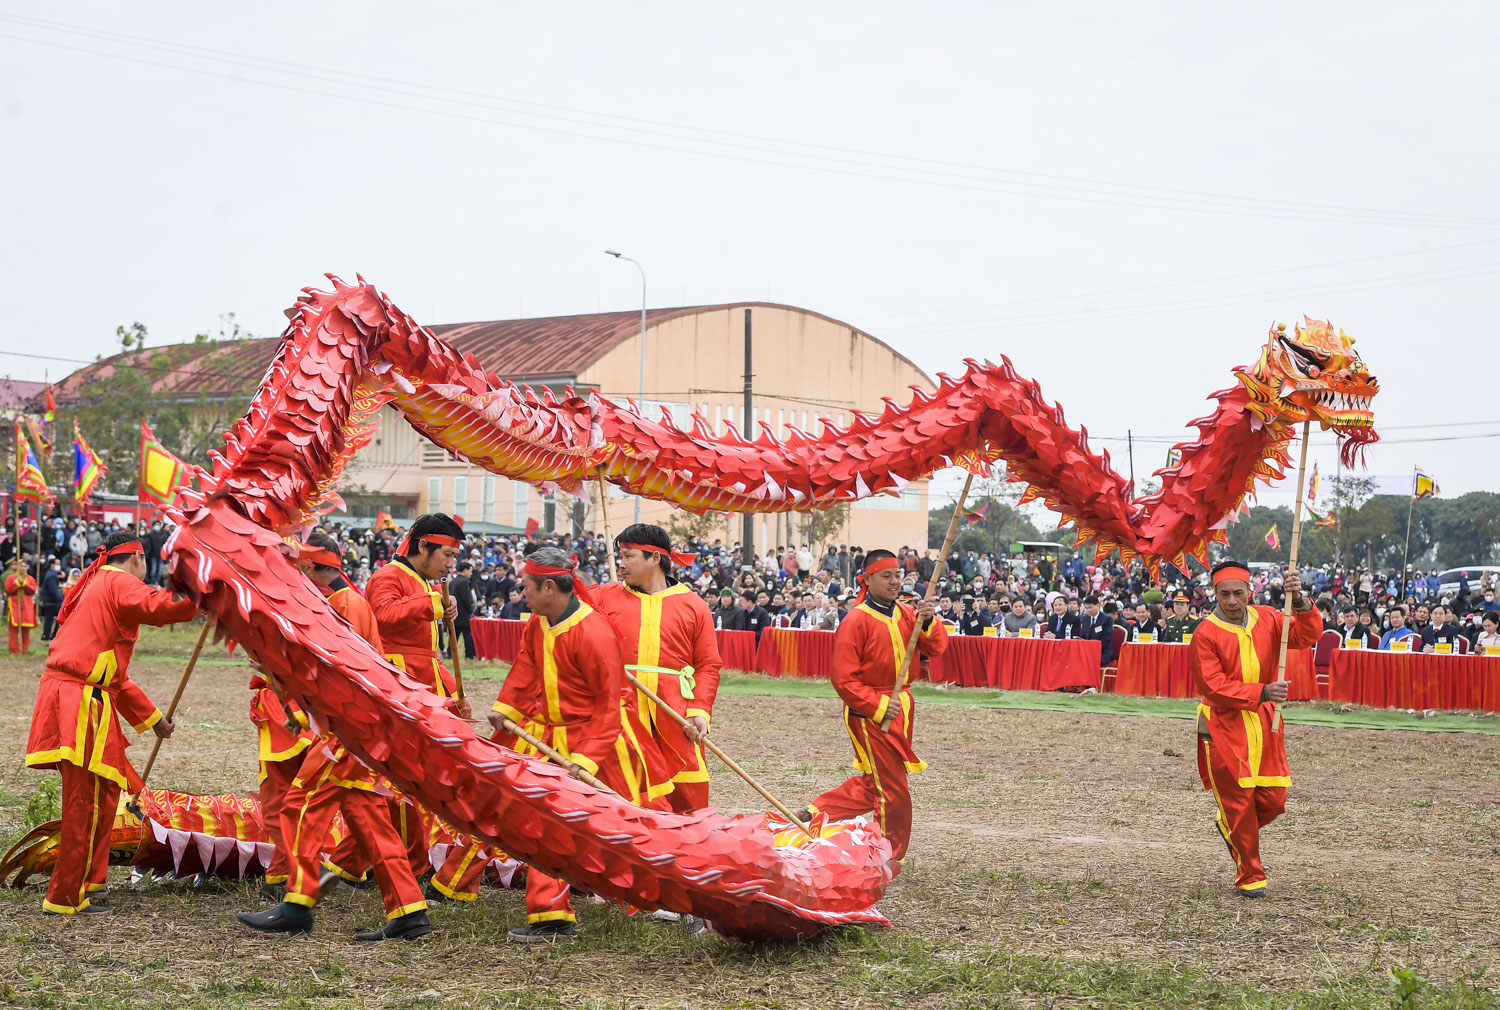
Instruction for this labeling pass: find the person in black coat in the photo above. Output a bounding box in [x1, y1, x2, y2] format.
[1421, 604, 1465, 653]
[1043, 596, 1082, 640]
[726, 589, 773, 643]
[450, 561, 476, 660]
[38, 558, 64, 641]
[1078, 595, 1115, 666]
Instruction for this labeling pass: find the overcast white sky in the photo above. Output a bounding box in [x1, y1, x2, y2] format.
[3, 2, 1497, 511]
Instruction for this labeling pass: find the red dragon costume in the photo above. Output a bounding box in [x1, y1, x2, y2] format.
[82, 276, 1372, 938]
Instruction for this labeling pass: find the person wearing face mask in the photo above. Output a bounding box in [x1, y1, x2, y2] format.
[1478, 587, 1500, 614]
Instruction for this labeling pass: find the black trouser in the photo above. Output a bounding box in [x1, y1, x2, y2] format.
[456, 617, 475, 660]
[40, 604, 60, 641]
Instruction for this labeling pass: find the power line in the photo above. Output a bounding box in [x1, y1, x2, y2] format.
[0, 348, 263, 385]
[4, 16, 1498, 231]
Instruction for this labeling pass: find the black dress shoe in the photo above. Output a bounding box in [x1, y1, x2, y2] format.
[422, 881, 449, 904]
[507, 921, 576, 943]
[237, 904, 313, 934]
[44, 904, 109, 916]
[260, 882, 286, 904]
[1237, 887, 1267, 899]
[355, 910, 431, 941]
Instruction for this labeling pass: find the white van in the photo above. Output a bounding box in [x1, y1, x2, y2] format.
[1436, 567, 1500, 598]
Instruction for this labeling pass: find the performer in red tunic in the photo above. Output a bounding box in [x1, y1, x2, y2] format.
[803, 549, 947, 861]
[247, 669, 315, 896]
[238, 533, 431, 940]
[6, 556, 38, 655]
[24, 533, 196, 914]
[344, 512, 468, 881]
[594, 523, 722, 813]
[1190, 560, 1322, 897]
[487, 546, 652, 942]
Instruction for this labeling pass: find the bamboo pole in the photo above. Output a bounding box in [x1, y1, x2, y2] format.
[440, 578, 465, 702]
[624, 671, 815, 840]
[597, 467, 618, 582]
[495, 715, 619, 797]
[1271, 421, 1312, 732]
[890, 472, 975, 695]
[136, 618, 210, 788]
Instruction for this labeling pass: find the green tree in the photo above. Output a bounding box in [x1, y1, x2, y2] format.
[664, 507, 726, 546]
[800, 503, 851, 551]
[46, 316, 257, 496]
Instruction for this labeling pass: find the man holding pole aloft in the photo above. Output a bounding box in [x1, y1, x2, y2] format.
[23, 532, 195, 914]
[802, 549, 948, 861]
[594, 523, 722, 813]
[1191, 560, 1321, 897]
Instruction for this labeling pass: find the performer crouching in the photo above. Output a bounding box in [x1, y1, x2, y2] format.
[24, 533, 196, 914]
[801, 549, 947, 862]
[237, 533, 431, 939]
[1191, 560, 1322, 897]
[489, 546, 652, 942]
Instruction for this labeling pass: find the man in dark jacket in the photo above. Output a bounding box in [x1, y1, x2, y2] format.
[1078, 595, 1115, 667]
[726, 590, 773, 643]
[1043, 596, 1082, 640]
[38, 558, 64, 641]
[450, 561, 476, 660]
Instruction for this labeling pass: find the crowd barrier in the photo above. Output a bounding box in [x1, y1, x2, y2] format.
[469, 618, 1500, 713]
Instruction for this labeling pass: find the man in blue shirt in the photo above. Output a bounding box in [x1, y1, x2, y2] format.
[1379, 606, 1418, 650]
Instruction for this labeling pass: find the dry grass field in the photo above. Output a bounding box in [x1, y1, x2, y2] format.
[1, 625, 1497, 1009]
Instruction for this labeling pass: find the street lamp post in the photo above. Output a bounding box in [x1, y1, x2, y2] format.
[605, 250, 646, 524]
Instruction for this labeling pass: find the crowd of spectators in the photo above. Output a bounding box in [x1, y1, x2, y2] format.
[9, 510, 1500, 660]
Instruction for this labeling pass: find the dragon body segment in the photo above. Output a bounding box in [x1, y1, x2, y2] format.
[146, 276, 1375, 939]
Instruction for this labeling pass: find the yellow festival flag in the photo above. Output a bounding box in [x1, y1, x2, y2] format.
[1413, 469, 1440, 500]
[138, 420, 193, 507]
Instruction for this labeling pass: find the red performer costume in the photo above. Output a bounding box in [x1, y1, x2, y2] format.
[349, 528, 464, 880]
[24, 540, 195, 914]
[248, 677, 315, 886]
[485, 554, 650, 937]
[1191, 562, 1322, 895]
[6, 564, 37, 655]
[238, 540, 430, 939]
[594, 540, 722, 813]
[807, 554, 947, 861]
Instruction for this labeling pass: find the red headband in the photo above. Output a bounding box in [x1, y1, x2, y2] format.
[56, 540, 148, 629]
[1212, 565, 1252, 586]
[619, 542, 696, 567]
[396, 530, 462, 554]
[295, 545, 344, 570]
[524, 558, 596, 607]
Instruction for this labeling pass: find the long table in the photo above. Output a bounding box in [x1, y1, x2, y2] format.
[928, 635, 1101, 691]
[1330, 650, 1500, 711]
[1113, 642, 1318, 700]
[474, 617, 1500, 713]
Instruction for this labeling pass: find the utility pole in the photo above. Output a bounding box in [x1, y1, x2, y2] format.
[741, 308, 754, 568]
[1126, 429, 1136, 496]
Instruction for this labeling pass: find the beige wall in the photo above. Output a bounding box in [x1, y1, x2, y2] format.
[344, 304, 935, 552]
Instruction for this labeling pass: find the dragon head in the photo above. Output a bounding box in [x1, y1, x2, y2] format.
[1238, 317, 1379, 465]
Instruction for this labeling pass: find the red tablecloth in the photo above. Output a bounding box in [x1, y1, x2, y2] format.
[1113, 643, 1317, 701]
[928, 636, 1101, 691]
[714, 629, 759, 672]
[755, 626, 838, 678]
[1330, 650, 1500, 711]
[471, 617, 525, 663]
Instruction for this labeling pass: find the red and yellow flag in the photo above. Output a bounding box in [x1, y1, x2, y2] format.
[72, 420, 106, 503]
[138, 420, 193, 507]
[1264, 524, 1281, 551]
[13, 420, 53, 503]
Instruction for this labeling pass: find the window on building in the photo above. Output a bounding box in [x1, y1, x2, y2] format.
[427, 476, 442, 512]
[853, 488, 921, 511]
[482, 476, 496, 524]
[513, 478, 528, 522]
[453, 476, 468, 517]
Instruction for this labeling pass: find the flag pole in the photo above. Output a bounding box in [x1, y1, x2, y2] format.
[1271, 421, 1311, 733]
[1400, 465, 1416, 601]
